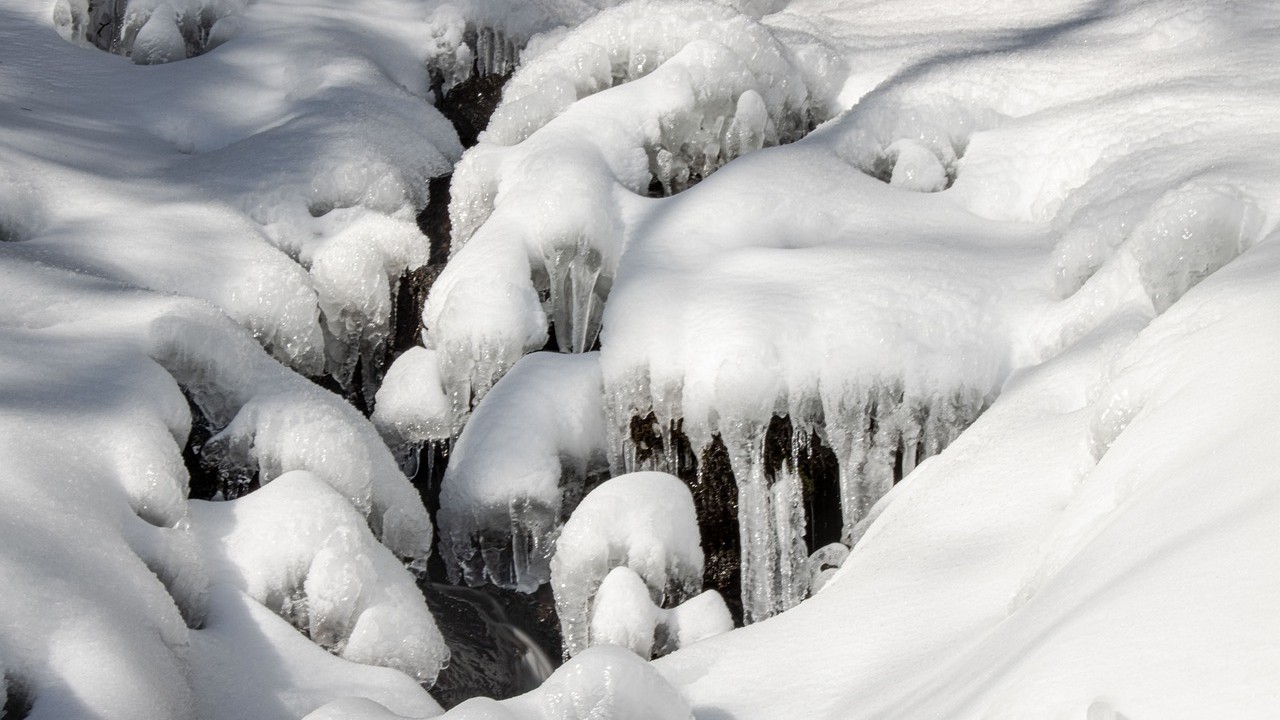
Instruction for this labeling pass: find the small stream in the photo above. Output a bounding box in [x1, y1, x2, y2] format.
[421, 580, 560, 708]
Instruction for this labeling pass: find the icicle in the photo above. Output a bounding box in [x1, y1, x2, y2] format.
[569, 247, 604, 353]
[721, 417, 809, 624]
[476, 27, 495, 77]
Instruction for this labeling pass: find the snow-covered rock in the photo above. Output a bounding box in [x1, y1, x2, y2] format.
[550, 472, 705, 657]
[439, 352, 609, 592]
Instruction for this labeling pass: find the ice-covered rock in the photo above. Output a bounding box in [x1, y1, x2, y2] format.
[372, 346, 455, 472]
[550, 472, 705, 657]
[806, 542, 849, 595]
[588, 566, 659, 657]
[440, 352, 610, 591]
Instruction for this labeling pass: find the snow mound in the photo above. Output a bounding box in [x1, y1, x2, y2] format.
[550, 472, 705, 657]
[439, 352, 609, 591]
[150, 309, 434, 561]
[590, 566, 732, 659]
[436, 645, 693, 720]
[191, 471, 448, 682]
[192, 586, 442, 720]
[372, 345, 455, 471]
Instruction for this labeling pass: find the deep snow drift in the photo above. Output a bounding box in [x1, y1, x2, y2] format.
[3, 0, 1279, 717]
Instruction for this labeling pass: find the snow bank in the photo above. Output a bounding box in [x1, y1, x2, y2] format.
[191, 586, 442, 720]
[302, 646, 696, 720]
[35, 0, 465, 389]
[549, 472, 705, 657]
[439, 352, 609, 591]
[0, 0, 458, 712]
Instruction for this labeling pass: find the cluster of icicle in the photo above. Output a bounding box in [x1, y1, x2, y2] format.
[606, 380, 989, 622]
[425, 6, 526, 95]
[54, 0, 246, 63]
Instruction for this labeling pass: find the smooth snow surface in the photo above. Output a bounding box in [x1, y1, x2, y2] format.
[5, 0, 1280, 716]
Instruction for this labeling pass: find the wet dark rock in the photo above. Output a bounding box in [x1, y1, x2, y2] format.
[2, 674, 33, 720]
[421, 581, 561, 709]
[183, 389, 257, 501]
[433, 71, 512, 149]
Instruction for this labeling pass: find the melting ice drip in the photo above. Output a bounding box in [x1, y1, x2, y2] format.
[537, 244, 608, 354]
[611, 384, 989, 623]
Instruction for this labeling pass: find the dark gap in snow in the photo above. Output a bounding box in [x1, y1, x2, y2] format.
[408, 440, 453, 584]
[626, 413, 743, 624]
[695, 433, 745, 626]
[797, 430, 844, 552]
[433, 70, 513, 150]
[182, 388, 257, 501]
[421, 582, 561, 708]
[392, 174, 455, 363]
[1, 673, 33, 720]
[311, 365, 371, 417]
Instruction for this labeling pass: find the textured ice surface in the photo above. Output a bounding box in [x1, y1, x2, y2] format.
[439, 352, 609, 591]
[550, 472, 704, 657]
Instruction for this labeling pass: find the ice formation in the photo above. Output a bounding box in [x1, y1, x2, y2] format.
[423, 0, 845, 410]
[549, 472, 705, 657]
[53, 0, 249, 62]
[420, 0, 1010, 624]
[439, 352, 610, 592]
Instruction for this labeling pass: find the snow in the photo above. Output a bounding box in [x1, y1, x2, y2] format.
[372, 345, 455, 469]
[423, 0, 845, 409]
[190, 471, 448, 683]
[589, 566, 733, 659]
[0, 0, 461, 714]
[435, 646, 694, 720]
[549, 472, 704, 657]
[5, 0, 1280, 715]
[438, 352, 609, 592]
